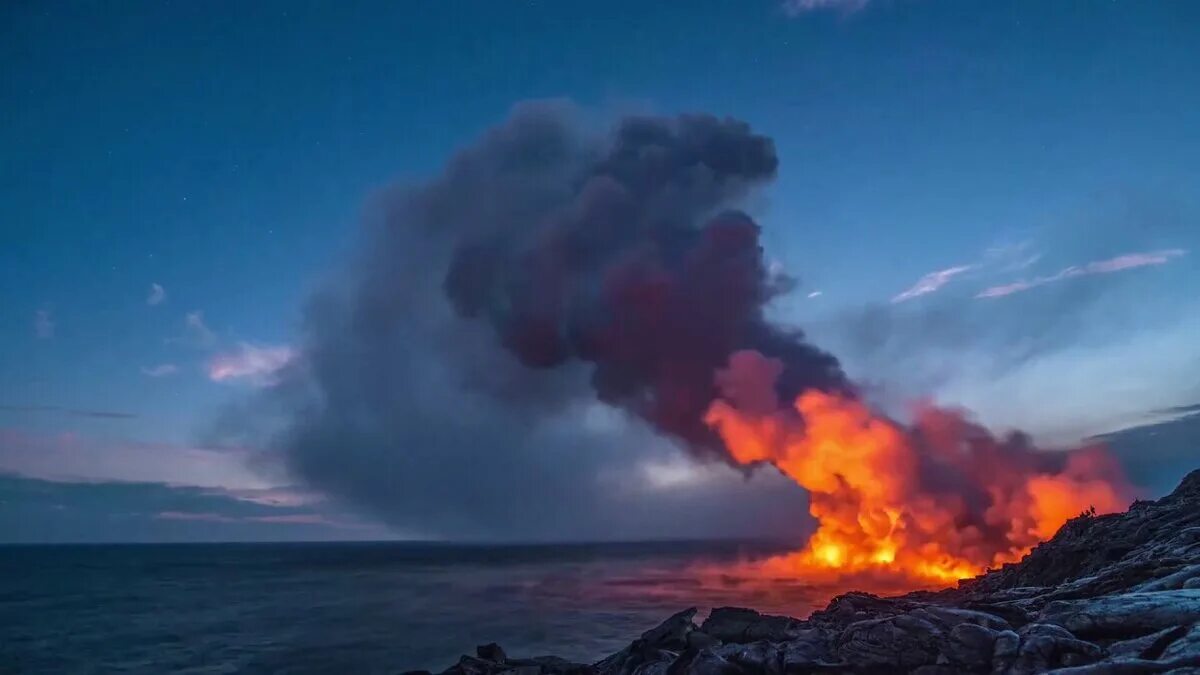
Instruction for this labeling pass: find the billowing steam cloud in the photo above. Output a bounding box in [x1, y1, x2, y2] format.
[247, 103, 837, 539]
[245, 102, 1130, 554]
[706, 350, 1131, 590]
[440, 111, 849, 455]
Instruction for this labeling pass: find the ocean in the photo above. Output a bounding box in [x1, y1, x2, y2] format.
[0, 540, 824, 674]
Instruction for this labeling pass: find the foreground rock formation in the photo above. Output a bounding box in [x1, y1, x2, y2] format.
[425, 469, 1200, 674]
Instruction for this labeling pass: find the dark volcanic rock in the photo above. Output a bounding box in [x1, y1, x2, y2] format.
[478, 644, 508, 663]
[700, 607, 806, 643]
[590, 609, 699, 675]
[967, 470, 1200, 598]
[430, 469, 1200, 675]
[1037, 590, 1200, 639]
[641, 608, 698, 651]
[836, 613, 944, 669]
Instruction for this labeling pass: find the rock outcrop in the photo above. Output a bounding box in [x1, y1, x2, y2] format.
[429, 469, 1200, 674]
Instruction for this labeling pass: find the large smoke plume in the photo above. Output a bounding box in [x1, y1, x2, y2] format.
[252, 103, 842, 539]
[439, 111, 849, 455]
[250, 102, 1129, 550]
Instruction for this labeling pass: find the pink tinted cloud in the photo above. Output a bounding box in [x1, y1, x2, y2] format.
[208, 343, 296, 385]
[211, 486, 326, 508]
[156, 511, 238, 523]
[977, 249, 1186, 299]
[1086, 250, 1186, 273]
[156, 511, 324, 525]
[248, 514, 339, 525]
[892, 265, 973, 303]
[155, 510, 372, 530]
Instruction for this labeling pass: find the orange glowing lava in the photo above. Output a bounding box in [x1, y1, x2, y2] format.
[704, 351, 1131, 592]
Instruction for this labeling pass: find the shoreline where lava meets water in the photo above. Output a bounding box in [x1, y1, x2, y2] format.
[423, 468, 1200, 675]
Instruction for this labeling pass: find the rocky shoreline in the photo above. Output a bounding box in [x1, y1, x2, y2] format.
[421, 469, 1200, 674]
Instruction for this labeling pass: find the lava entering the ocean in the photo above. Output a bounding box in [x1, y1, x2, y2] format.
[704, 350, 1132, 592]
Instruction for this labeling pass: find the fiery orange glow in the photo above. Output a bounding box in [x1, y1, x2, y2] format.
[704, 350, 1131, 592]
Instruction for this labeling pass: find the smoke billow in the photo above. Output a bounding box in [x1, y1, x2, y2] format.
[440, 110, 850, 455]
[232, 101, 1138, 557]
[253, 103, 842, 539]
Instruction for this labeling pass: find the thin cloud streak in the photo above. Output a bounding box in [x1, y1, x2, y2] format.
[208, 343, 296, 385]
[0, 405, 137, 420]
[0, 474, 398, 543]
[782, 0, 870, 16]
[977, 249, 1187, 299]
[210, 486, 326, 508]
[0, 428, 261, 489]
[249, 513, 358, 526]
[892, 265, 973, 303]
[155, 510, 369, 529]
[140, 363, 179, 377]
[156, 510, 237, 523]
[982, 241, 1043, 272]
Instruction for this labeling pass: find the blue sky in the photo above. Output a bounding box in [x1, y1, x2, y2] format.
[2, 0, 1198, 541]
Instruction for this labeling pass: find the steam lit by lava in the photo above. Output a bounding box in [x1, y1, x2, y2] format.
[704, 350, 1132, 593]
[277, 109, 1137, 587]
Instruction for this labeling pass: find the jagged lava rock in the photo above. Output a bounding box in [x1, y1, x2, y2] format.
[427, 469, 1200, 675]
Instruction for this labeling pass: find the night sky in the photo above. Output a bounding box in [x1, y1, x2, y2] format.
[2, 0, 1198, 542]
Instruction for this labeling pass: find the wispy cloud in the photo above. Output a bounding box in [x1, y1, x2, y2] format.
[156, 510, 237, 523]
[890, 241, 1048, 303]
[185, 311, 216, 345]
[782, 0, 870, 16]
[1156, 402, 1200, 417]
[892, 265, 973, 303]
[33, 309, 54, 339]
[982, 240, 1043, 272]
[210, 486, 326, 508]
[976, 249, 1186, 299]
[140, 363, 179, 378]
[0, 473, 396, 543]
[807, 290, 823, 299]
[0, 405, 137, 420]
[1087, 249, 1186, 273]
[207, 343, 296, 386]
[248, 513, 349, 526]
[168, 310, 217, 348]
[155, 510, 365, 528]
[147, 283, 166, 306]
[0, 428, 259, 489]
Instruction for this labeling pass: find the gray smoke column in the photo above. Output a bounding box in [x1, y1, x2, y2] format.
[259, 103, 845, 538]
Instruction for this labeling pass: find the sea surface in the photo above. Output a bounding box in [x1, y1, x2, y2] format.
[0, 540, 827, 674]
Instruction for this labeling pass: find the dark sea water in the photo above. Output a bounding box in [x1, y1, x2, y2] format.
[0, 540, 826, 674]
